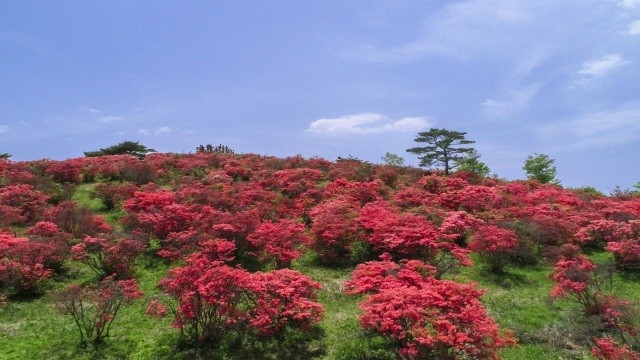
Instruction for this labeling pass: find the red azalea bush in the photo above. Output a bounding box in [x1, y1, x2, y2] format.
[123, 190, 205, 239]
[156, 255, 323, 344]
[574, 219, 627, 248]
[0, 184, 50, 224]
[155, 229, 207, 260]
[323, 178, 387, 206]
[44, 158, 85, 183]
[308, 200, 361, 263]
[44, 201, 112, 238]
[272, 168, 323, 198]
[468, 225, 518, 272]
[92, 182, 138, 210]
[607, 239, 640, 271]
[71, 236, 145, 279]
[344, 258, 437, 295]
[591, 337, 640, 360]
[0, 232, 63, 294]
[601, 220, 640, 271]
[550, 246, 601, 314]
[439, 184, 502, 213]
[248, 269, 324, 335]
[24, 221, 71, 271]
[345, 259, 515, 359]
[438, 210, 484, 246]
[549, 244, 636, 333]
[392, 187, 437, 209]
[0, 204, 25, 227]
[358, 201, 471, 277]
[247, 219, 311, 268]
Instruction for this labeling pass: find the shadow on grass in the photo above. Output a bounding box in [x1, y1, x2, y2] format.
[7, 290, 44, 303]
[476, 268, 536, 289]
[618, 269, 640, 282]
[39, 337, 136, 360]
[148, 326, 326, 360]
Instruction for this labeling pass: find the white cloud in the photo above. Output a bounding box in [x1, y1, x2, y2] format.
[483, 99, 508, 107]
[619, 0, 640, 9]
[0, 125, 8, 134]
[628, 20, 640, 35]
[139, 126, 173, 136]
[308, 113, 430, 134]
[154, 126, 172, 134]
[537, 105, 640, 149]
[343, 0, 542, 62]
[86, 108, 102, 114]
[578, 54, 629, 77]
[99, 116, 123, 123]
[482, 84, 540, 118]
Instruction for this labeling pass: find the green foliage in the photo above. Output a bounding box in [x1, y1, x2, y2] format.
[0, 153, 11, 159]
[336, 155, 369, 163]
[634, 182, 640, 195]
[454, 149, 490, 176]
[576, 186, 605, 197]
[523, 153, 558, 184]
[84, 141, 155, 159]
[406, 128, 476, 175]
[196, 144, 235, 154]
[380, 152, 404, 167]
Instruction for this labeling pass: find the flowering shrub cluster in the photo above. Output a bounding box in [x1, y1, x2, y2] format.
[345, 258, 515, 359]
[71, 236, 145, 279]
[0, 233, 60, 293]
[591, 337, 640, 360]
[1, 150, 639, 356]
[155, 251, 323, 344]
[469, 225, 519, 272]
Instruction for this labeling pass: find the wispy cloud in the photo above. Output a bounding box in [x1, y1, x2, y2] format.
[482, 84, 540, 118]
[578, 54, 629, 77]
[537, 104, 640, 149]
[155, 126, 172, 134]
[627, 20, 640, 35]
[308, 113, 430, 134]
[99, 116, 123, 123]
[619, 0, 640, 9]
[343, 0, 536, 62]
[85, 108, 103, 114]
[139, 126, 173, 136]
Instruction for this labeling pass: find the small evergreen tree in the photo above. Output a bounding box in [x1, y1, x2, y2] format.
[406, 128, 476, 175]
[84, 141, 155, 159]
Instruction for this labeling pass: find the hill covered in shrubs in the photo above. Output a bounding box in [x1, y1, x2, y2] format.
[0, 152, 639, 359]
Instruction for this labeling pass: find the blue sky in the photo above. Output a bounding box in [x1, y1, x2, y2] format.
[1, 1, 639, 192]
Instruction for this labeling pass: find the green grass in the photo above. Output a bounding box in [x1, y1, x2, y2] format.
[292, 255, 395, 360]
[72, 183, 105, 213]
[0, 256, 173, 360]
